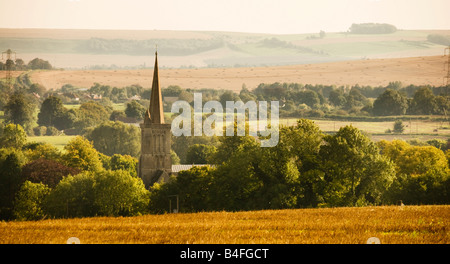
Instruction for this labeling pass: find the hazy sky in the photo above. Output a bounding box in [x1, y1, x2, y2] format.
[0, 0, 449, 34]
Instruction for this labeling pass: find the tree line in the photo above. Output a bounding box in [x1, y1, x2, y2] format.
[349, 23, 397, 34]
[150, 120, 449, 213]
[1, 118, 448, 221]
[3, 74, 447, 138]
[0, 58, 52, 71]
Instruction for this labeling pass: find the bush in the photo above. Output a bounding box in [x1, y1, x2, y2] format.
[393, 120, 404, 133]
[45, 126, 61, 136]
[33, 126, 47, 136]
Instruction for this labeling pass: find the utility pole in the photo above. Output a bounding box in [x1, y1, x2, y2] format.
[2, 49, 16, 93]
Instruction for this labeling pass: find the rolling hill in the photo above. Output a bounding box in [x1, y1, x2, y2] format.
[1, 28, 449, 69]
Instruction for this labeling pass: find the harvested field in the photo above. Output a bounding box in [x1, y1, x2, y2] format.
[30, 55, 447, 91]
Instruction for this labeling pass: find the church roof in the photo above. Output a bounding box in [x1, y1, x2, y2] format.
[171, 164, 212, 173]
[145, 51, 165, 124]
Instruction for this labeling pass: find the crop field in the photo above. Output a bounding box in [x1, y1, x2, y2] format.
[0, 205, 448, 244]
[29, 55, 447, 91]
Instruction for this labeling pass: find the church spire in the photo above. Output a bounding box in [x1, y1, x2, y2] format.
[145, 51, 165, 124]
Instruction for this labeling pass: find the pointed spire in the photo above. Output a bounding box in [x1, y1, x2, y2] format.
[146, 51, 165, 124]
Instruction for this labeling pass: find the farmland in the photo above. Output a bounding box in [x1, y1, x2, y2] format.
[1, 28, 448, 70]
[1, 28, 449, 91]
[26, 118, 449, 150]
[29, 55, 447, 91]
[0, 205, 448, 244]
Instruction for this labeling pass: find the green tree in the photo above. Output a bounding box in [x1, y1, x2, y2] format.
[372, 89, 408, 116]
[73, 101, 110, 133]
[44, 172, 97, 218]
[23, 142, 62, 162]
[45, 170, 149, 218]
[13, 181, 51, 221]
[149, 166, 214, 213]
[93, 170, 149, 216]
[0, 124, 27, 149]
[27, 58, 52, 70]
[319, 125, 395, 206]
[62, 136, 103, 172]
[125, 100, 145, 120]
[110, 154, 138, 177]
[3, 92, 36, 130]
[219, 91, 240, 107]
[393, 120, 404, 133]
[328, 89, 346, 107]
[38, 96, 73, 130]
[186, 144, 217, 164]
[409, 87, 438, 115]
[0, 148, 28, 220]
[280, 119, 324, 207]
[85, 121, 141, 158]
[298, 90, 320, 108]
[210, 136, 262, 211]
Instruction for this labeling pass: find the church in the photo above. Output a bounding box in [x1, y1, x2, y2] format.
[138, 52, 202, 188]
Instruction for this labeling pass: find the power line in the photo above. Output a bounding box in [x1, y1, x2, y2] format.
[1, 49, 16, 93]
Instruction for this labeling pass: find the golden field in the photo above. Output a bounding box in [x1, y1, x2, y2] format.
[30, 55, 447, 91]
[0, 205, 448, 244]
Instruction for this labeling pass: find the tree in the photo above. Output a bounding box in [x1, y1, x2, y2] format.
[13, 181, 51, 221]
[92, 170, 149, 216]
[24, 142, 62, 162]
[210, 135, 263, 211]
[3, 92, 36, 130]
[38, 96, 72, 130]
[328, 89, 346, 107]
[22, 158, 80, 188]
[0, 148, 28, 220]
[377, 139, 450, 204]
[349, 23, 397, 34]
[125, 100, 145, 120]
[149, 166, 214, 213]
[319, 125, 395, 206]
[62, 136, 103, 172]
[298, 90, 320, 108]
[85, 121, 141, 158]
[29, 83, 46, 96]
[409, 87, 438, 115]
[73, 101, 110, 133]
[319, 30, 326, 38]
[110, 154, 138, 177]
[0, 124, 27, 149]
[393, 120, 404, 133]
[45, 170, 149, 218]
[280, 119, 324, 207]
[372, 89, 408, 116]
[27, 58, 52, 70]
[44, 172, 97, 218]
[186, 144, 217, 164]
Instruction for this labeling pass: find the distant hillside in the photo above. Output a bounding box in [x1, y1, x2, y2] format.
[0, 28, 449, 69]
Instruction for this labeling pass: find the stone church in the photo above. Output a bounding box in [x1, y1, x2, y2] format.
[139, 52, 201, 188]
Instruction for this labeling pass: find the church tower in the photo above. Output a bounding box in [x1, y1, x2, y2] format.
[139, 51, 172, 188]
